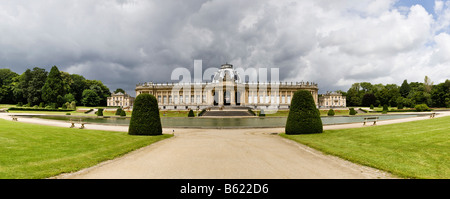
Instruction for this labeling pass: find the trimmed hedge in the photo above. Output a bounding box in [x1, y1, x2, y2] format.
[97, 108, 104, 116]
[285, 90, 323, 135]
[7, 107, 74, 112]
[327, 109, 335, 116]
[128, 94, 162, 136]
[115, 108, 126, 116]
[349, 108, 357, 115]
[188, 109, 195, 117]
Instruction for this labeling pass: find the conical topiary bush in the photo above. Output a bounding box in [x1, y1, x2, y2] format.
[128, 94, 162, 136]
[285, 90, 323, 135]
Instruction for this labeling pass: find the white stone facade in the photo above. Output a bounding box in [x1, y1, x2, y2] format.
[107, 92, 135, 107]
[319, 91, 346, 108]
[136, 63, 319, 110]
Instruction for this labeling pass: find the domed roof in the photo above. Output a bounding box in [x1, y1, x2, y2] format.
[212, 63, 241, 83]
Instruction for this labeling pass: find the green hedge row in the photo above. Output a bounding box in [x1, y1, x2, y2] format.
[8, 107, 75, 112]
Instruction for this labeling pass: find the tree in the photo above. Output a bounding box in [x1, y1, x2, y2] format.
[346, 83, 362, 106]
[81, 89, 100, 107]
[27, 67, 48, 105]
[63, 93, 76, 104]
[399, 79, 411, 98]
[431, 80, 450, 107]
[362, 93, 376, 107]
[114, 88, 126, 94]
[41, 66, 64, 105]
[69, 74, 87, 105]
[0, 69, 19, 104]
[85, 80, 111, 106]
[128, 94, 162, 136]
[285, 90, 323, 135]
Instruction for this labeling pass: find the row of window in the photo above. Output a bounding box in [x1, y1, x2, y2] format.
[158, 95, 207, 104]
[108, 102, 130, 106]
[248, 95, 291, 104]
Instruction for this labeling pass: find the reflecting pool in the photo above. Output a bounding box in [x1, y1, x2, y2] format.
[27, 114, 425, 128]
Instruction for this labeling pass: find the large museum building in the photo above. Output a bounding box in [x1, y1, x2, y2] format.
[135, 63, 319, 110]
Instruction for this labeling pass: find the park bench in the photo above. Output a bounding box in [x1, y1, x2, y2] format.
[363, 117, 379, 126]
[430, 113, 436, 118]
[69, 118, 88, 129]
[11, 116, 18, 121]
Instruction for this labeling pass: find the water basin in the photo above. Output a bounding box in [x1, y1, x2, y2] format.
[26, 114, 425, 128]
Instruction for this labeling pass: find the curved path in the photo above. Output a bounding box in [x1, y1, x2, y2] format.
[1, 111, 448, 179]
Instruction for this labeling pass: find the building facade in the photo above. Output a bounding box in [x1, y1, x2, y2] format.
[107, 92, 135, 107]
[135, 63, 319, 110]
[318, 91, 346, 108]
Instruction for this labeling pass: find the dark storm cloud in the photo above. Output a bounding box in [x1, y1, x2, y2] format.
[1, 0, 449, 96]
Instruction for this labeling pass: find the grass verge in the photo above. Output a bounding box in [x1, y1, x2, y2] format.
[280, 116, 450, 179]
[0, 119, 172, 179]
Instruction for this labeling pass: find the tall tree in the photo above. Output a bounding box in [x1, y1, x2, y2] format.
[41, 66, 64, 105]
[399, 79, 411, 98]
[0, 69, 19, 104]
[81, 89, 100, 107]
[114, 88, 125, 94]
[362, 93, 376, 107]
[431, 80, 450, 107]
[26, 67, 48, 105]
[85, 79, 111, 106]
[69, 74, 88, 105]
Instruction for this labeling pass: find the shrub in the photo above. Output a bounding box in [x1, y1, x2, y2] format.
[397, 103, 404, 110]
[120, 110, 127, 117]
[415, 104, 429, 112]
[370, 104, 374, 109]
[188, 109, 195, 117]
[17, 102, 23, 107]
[327, 109, 335, 116]
[349, 108, 357, 115]
[128, 94, 162, 136]
[382, 104, 389, 112]
[39, 102, 45, 108]
[285, 90, 323, 135]
[115, 108, 123, 116]
[62, 102, 68, 110]
[97, 108, 104, 116]
[70, 101, 77, 110]
[66, 113, 71, 115]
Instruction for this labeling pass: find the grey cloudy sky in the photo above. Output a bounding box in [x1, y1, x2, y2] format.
[1, 0, 450, 96]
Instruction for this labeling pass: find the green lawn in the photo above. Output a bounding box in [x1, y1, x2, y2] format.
[0, 119, 172, 179]
[281, 116, 450, 179]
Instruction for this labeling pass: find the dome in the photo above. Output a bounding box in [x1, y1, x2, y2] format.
[212, 63, 242, 83]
